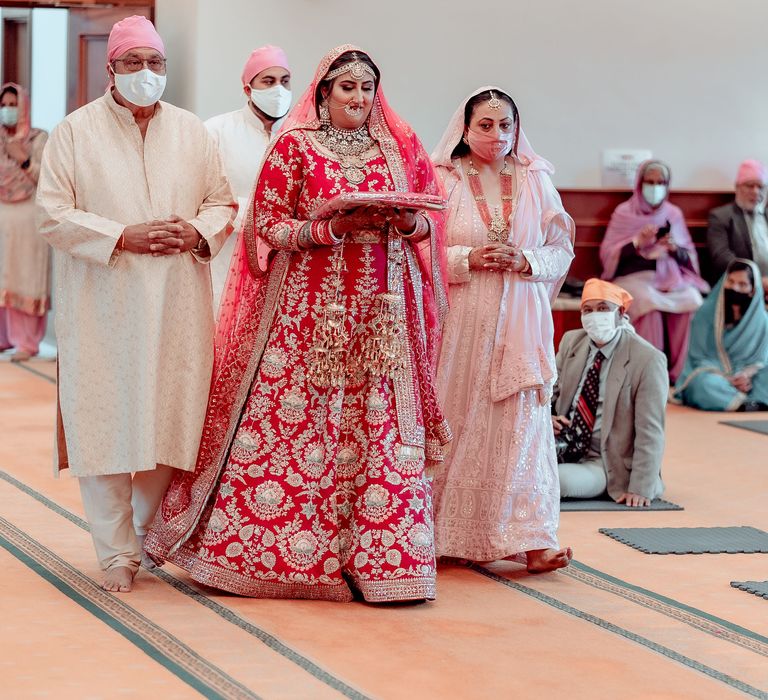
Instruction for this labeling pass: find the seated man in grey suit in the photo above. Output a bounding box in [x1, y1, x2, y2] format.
[707, 159, 768, 294]
[552, 279, 667, 507]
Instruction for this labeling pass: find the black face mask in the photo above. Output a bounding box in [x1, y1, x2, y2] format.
[723, 288, 752, 324]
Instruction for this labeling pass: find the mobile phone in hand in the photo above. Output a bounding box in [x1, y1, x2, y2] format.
[656, 220, 671, 239]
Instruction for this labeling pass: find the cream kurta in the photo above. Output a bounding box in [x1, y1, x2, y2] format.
[205, 105, 277, 308]
[37, 91, 236, 477]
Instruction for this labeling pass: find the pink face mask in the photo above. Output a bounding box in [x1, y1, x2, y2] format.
[465, 128, 514, 161]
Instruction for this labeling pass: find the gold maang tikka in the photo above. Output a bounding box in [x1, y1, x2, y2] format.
[324, 53, 376, 82]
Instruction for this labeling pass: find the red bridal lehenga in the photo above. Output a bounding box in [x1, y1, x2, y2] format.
[145, 45, 450, 602]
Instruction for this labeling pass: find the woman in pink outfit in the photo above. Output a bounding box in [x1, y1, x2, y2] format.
[600, 160, 708, 382]
[431, 87, 574, 573]
[0, 82, 49, 361]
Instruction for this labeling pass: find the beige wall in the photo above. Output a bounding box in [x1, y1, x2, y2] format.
[156, 0, 768, 189]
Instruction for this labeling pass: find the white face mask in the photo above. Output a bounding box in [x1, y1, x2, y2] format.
[250, 84, 291, 119]
[642, 183, 667, 207]
[113, 68, 166, 107]
[581, 311, 619, 345]
[0, 106, 18, 127]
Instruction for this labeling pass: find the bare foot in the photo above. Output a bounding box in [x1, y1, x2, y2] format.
[10, 350, 32, 362]
[102, 566, 135, 592]
[526, 547, 573, 574]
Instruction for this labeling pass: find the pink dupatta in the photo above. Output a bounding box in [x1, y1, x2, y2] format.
[600, 160, 708, 293]
[432, 86, 575, 401]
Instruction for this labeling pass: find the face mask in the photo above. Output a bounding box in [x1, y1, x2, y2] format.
[581, 311, 619, 345]
[0, 106, 18, 127]
[642, 183, 667, 207]
[724, 288, 752, 324]
[465, 128, 514, 161]
[113, 68, 166, 107]
[250, 84, 292, 119]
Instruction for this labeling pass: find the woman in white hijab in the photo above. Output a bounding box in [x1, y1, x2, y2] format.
[431, 87, 574, 572]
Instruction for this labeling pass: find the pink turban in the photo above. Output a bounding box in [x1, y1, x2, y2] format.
[736, 159, 767, 186]
[107, 15, 165, 62]
[241, 45, 290, 87]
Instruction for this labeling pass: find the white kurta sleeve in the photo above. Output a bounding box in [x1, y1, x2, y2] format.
[521, 173, 575, 283]
[447, 245, 472, 284]
[36, 121, 126, 267]
[188, 134, 237, 261]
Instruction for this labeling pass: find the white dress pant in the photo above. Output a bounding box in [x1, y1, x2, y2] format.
[78, 466, 174, 573]
[558, 458, 607, 499]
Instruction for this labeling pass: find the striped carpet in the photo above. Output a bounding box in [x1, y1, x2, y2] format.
[1, 361, 766, 699]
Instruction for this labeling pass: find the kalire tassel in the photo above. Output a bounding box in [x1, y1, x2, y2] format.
[307, 302, 349, 387]
[362, 293, 406, 378]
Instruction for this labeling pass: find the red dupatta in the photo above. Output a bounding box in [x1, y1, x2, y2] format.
[146, 45, 449, 559]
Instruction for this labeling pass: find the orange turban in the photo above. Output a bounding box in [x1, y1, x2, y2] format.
[581, 278, 633, 309]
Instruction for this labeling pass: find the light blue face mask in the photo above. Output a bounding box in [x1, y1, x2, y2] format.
[0, 106, 19, 127]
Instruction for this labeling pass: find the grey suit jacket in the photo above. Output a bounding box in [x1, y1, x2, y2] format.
[553, 329, 667, 500]
[706, 202, 764, 284]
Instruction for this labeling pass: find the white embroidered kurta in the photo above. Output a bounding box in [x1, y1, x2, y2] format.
[37, 91, 236, 477]
[433, 162, 573, 560]
[205, 105, 278, 308]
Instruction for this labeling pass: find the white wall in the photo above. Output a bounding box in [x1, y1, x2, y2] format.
[31, 8, 68, 133]
[156, 0, 768, 189]
[155, 0, 198, 111]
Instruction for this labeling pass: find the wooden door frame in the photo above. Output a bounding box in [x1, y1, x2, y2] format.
[0, 2, 153, 11]
[1, 8, 31, 87]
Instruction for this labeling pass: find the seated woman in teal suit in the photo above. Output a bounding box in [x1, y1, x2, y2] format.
[674, 259, 768, 411]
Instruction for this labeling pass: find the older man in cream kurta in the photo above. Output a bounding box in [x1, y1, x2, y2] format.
[37, 16, 236, 592]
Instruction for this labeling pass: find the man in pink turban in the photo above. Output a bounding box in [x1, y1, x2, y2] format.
[707, 159, 768, 291]
[37, 15, 236, 593]
[205, 45, 291, 309]
[552, 278, 667, 508]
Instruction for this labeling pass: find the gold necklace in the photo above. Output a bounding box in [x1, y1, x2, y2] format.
[466, 158, 516, 242]
[315, 123, 376, 185]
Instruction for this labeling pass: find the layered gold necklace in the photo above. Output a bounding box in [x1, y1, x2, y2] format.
[315, 123, 376, 185]
[466, 158, 516, 242]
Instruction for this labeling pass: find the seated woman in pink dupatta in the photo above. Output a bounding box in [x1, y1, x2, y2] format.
[430, 87, 574, 573]
[145, 46, 451, 603]
[600, 160, 708, 382]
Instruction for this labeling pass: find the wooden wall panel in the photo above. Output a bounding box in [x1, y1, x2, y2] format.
[552, 189, 733, 346]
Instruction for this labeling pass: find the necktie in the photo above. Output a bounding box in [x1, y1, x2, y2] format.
[562, 350, 604, 462]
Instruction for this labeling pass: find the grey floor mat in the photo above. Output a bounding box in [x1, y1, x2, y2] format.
[730, 580, 768, 599]
[599, 526, 768, 554]
[561, 498, 682, 512]
[720, 419, 768, 436]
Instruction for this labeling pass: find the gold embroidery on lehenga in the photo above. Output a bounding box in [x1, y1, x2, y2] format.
[157, 106, 442, 599]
